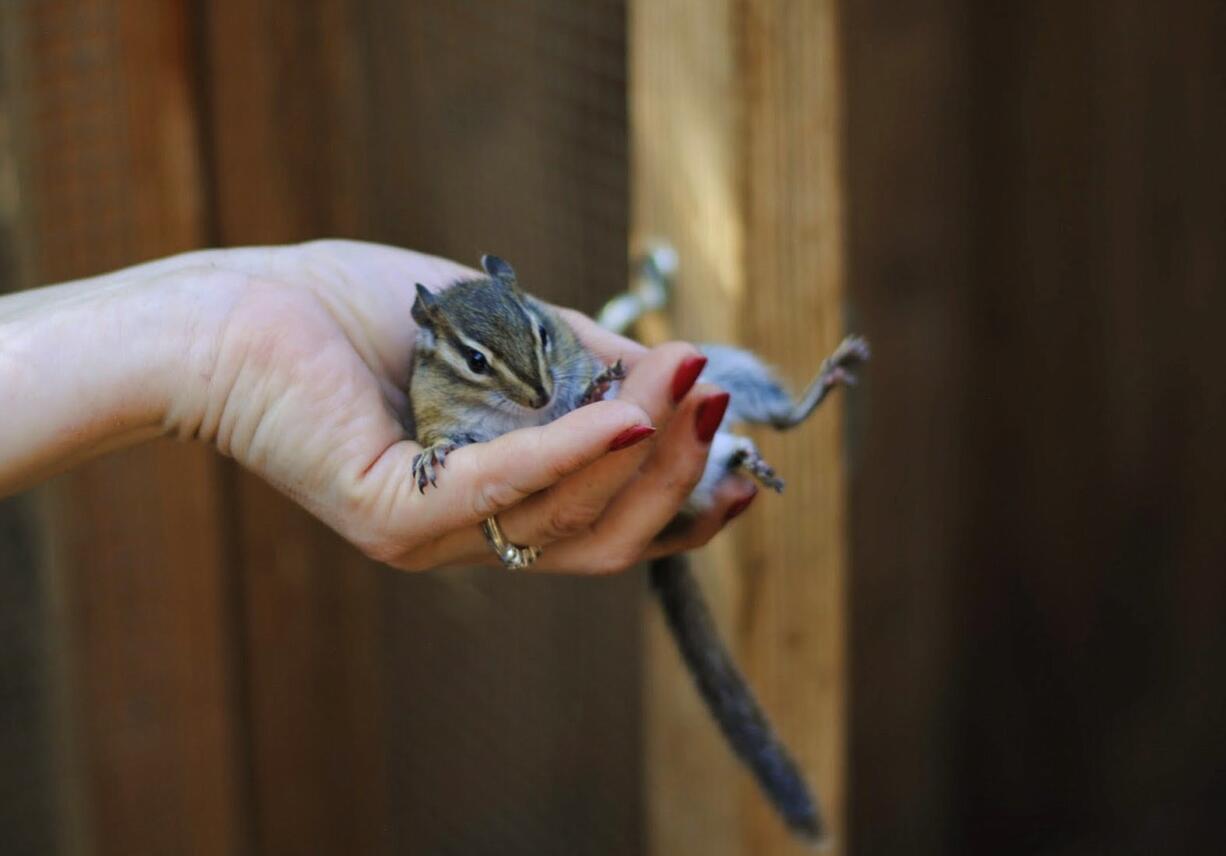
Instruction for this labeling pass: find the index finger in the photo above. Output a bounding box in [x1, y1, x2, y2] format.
[366, 398, 653, 542]
[493, 341, 703, 547]
[556, 307, 648, 368]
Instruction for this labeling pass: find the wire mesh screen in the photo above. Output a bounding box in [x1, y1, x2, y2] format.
[363, 0, 631, 313]
[385, 569, 642, 855]
[364, 4, 640, 851]
[1, 1, 639, 854]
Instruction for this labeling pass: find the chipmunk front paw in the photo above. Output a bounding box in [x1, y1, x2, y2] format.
[580, 359, 627, 405]
[412, 441, 457, 494]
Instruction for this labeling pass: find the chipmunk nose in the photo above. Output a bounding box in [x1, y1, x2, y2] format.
[530, 386, 551, 409]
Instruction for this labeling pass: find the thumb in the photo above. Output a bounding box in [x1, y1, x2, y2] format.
[369, 400, 654, 538]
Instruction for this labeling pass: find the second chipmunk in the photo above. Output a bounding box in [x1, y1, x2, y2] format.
[406, 254, 868, 843]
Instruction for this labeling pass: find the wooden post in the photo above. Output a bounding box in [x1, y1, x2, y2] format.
[199, 3, 390, 852]
[631, 1, 848, 853]
[4, 2, 246, 853]
[199, 2, 640, 852]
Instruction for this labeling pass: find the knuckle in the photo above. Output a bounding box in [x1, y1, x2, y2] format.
[680, 527, 718, 552]
[541, 500, 599, 541]
[337, 478, 372, 528]
[344, 514, 430, 571]
[588, 547, 638, 576]
[355, 535, 401, 567]
[338, 500, 404, 567]
[384, 538, 438, 572]
[473, 478, 525, 519]
[347, 520, 414, 568]
[660, 467, 704, 506]
[537, 436, 587, 484]
[394, 551, 429, 573]
[677, 455, 710, 496]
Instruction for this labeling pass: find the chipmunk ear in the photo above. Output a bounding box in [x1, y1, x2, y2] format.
[481, 254, 518, 288]
[412, 283, 440, 328]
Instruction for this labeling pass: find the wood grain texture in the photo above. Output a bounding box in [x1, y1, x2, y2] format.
[631, 2, 745, 851]
[844, 1, 1226, 853]
[839, 1, 971, 852]
[201, 2, 638, 853]
[739, 4, 847, 852]
[364, 3, 641, 852]
[200, 3, 387, 852]
[0, 17, 58, 848]
[632, 1, 848, 853]
[7, 4, 245, 853]
[952, 2, 1226, 851]
[363, 0, 631, 312]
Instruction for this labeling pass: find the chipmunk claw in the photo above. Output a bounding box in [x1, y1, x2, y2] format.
[412, 442, 455, 494]
[729, 445, 786, 493]
[837, 334, 871, 363]
[581, 359, 628, 405]
[828, 366, 856, 388]
[746, 457, 786, 493]
[819, 335, 871, 390]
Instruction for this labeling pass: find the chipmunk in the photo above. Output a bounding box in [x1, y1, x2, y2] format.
[406, 255, 868, 844]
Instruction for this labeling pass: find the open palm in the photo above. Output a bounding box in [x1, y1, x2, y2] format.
[165, 240, 754, 573]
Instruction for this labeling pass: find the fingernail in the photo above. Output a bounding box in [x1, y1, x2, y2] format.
[724, 489, 758, 522]
[695, 392, 730, 444]
[609, 425, 656, 451]
[671, 355, 708, 403]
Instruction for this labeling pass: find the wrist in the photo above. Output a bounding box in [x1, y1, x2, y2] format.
[0, 261, 241, 492]
[144, 262, 248, 443]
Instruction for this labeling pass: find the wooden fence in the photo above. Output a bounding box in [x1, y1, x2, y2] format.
[3, 2, 642, 854]
[3, 1, 1225, 855]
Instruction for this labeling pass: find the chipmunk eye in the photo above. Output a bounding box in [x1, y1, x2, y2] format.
[464, 347, 489, 374]
[538, 324, 550, 349]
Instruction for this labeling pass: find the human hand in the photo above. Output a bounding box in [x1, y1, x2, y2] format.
[151, 240, 756, 573]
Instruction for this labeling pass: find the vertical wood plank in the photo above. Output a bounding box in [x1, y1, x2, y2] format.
[0, 17, 58, 848]
[7, 1, 246, 853]
[631, 2, 744, 853]
[199, 3, 388, 853]
[739, 3, 848, 852]
[632, 1, 848, 853]
[839, 1, 971, 853]
[842, 0, 1226, 852]
[364, 3, 641, 853]
[951, 1, 1226, 850]
[203, 1, 640, 852]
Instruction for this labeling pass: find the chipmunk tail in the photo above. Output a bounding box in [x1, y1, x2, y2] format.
[649, 554, 826, 844]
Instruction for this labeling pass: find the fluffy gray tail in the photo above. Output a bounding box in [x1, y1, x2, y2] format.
[649, 554, 825, 843]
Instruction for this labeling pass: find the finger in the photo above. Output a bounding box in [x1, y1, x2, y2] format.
[492, 341, 706, 546]
[395, 470, 758, 574]
[557, 308, 648, 368]
[641, 476, 759, 561]
[537, 384, 729, 573]
[416, 341, 706, 561]
[357, 399, 652, 549]
[404, 418, 657, 568]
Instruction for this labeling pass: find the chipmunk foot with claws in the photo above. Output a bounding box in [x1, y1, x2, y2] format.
[580, 359, 626, 405]
[412, 440, 458, 493]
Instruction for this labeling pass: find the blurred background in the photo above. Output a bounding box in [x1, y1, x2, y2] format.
[1, 1, 1223, 855]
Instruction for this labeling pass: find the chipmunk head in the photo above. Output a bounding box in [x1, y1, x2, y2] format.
[412, 255, 556, 410]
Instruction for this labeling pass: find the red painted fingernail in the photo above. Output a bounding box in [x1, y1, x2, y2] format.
[694, 392, 730, 443]
[608, 425, 655, 451]
[724, 489, 758, 522]
[671, 355, 708, 403]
